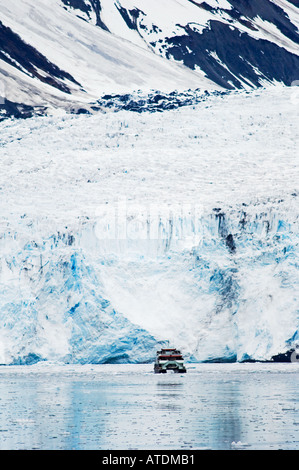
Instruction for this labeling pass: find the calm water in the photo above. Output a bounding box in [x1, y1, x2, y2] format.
[0, 363, 299, 450]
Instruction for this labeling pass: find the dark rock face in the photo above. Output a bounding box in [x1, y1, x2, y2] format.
[0, 99, 37, 122]
[61, 0, 109, 30]
[94, 88, 229, 113]
[89, 0, 299, 90]
[155, 0, 299, 89]
[0, 88, 228, 121]
[0, 0, 298, 120]
[163, 20, 299, 89]
[0, 21, 81, 94]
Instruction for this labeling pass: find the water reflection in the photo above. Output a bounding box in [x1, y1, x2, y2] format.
[153, 373, 243, 449]
[156, 381, 184, 387]
[0, 365, 298, 449]
[209, 380, 242, 449]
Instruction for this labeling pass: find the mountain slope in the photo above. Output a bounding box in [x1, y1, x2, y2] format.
[63, 0, 299, 89]
[0, 0, 215, 115]
[0, 0, 298, 117]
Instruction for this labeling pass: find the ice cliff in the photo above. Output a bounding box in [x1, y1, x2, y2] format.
[0, 196, 298, 365]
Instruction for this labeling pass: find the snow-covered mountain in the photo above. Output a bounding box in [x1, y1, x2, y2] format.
[0, 0, 299, 117]
[0, 1, 298, 365]
[0, 0, 215, 117]
[62, 0, 299, 89]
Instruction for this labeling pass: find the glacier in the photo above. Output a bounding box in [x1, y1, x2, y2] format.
[0, 86, 298, 365]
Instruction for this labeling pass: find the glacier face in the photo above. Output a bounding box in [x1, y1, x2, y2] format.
[0, 199, 298, 365]
[0, 87, 298, 364]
